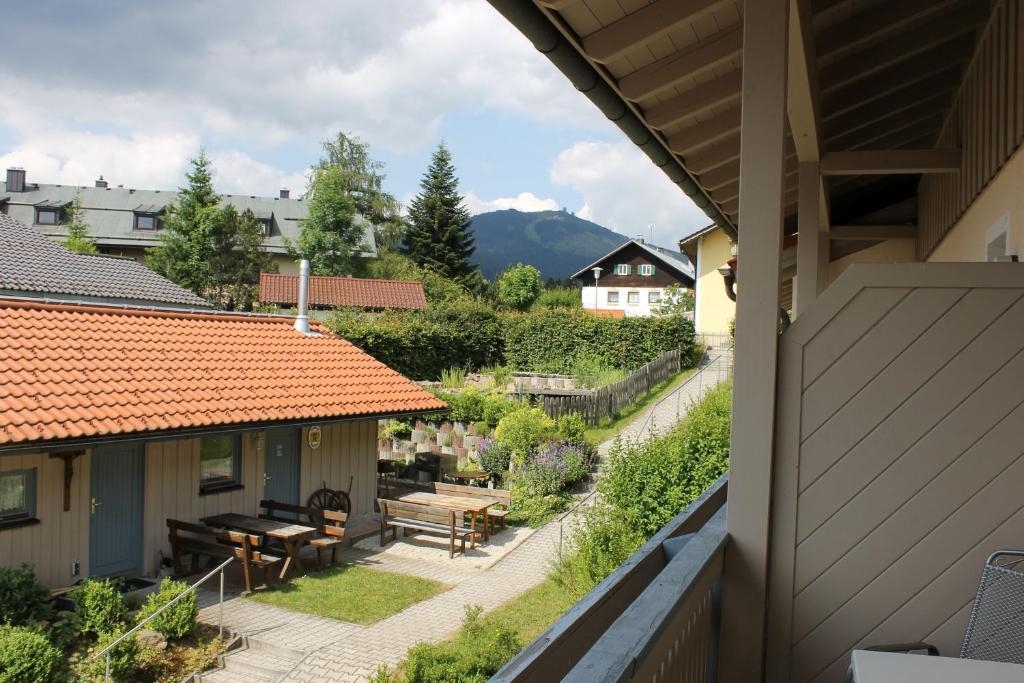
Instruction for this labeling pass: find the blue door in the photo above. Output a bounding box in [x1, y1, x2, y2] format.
[89, 443, 144, 577]
[264, 428, 300, 506]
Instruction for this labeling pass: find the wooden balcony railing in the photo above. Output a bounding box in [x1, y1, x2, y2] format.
[492, 475, 728, 683]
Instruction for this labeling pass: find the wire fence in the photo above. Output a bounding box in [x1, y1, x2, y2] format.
[633, 344, 733, 439]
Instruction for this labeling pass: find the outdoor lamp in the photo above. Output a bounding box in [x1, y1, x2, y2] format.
[592, 267, 603, 311]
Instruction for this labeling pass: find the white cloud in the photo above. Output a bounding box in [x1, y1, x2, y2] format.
[210, 151, 309, 197]
[464, 191, 560, 215]
[550, 141, 710, 248]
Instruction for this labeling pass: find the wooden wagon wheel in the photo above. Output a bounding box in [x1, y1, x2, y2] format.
[306, 487, 344, 523]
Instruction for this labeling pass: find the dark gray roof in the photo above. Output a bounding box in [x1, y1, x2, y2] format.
[570, 238, 695, 282]
[0, 180, 376, 257]
[0, 213, 212, 308]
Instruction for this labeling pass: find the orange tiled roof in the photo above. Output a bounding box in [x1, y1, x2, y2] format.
[259, 273, 427, 310]
[0, 300, 446, 447]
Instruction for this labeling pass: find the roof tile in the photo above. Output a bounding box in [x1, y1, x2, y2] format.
[259, 273, 427, 310]
[0, 300, 446, 447]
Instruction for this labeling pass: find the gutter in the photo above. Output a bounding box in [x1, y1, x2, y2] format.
[486, 0, 736, 239]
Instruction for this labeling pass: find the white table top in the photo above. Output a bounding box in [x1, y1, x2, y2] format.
[851, 650, 1024, 682]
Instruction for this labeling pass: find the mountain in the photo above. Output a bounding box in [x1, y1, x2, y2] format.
[468, 209, 629, 280]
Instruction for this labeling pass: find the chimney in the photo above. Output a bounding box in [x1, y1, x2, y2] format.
[294, 259, 310, 334]
[279, 188, 290, 199]
[95, 176, 108, 188]
[635, 235, 646, 244]
[5, 168, 25, 193]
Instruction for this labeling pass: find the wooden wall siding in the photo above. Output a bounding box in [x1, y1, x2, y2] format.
[766, 263, 1024, 682]
[918, 0, 1023, 259]
[0, 451, 91, 587]
[299, 421, 377, 517]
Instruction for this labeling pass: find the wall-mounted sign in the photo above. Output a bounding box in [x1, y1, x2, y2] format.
[308, 425, 322, 450]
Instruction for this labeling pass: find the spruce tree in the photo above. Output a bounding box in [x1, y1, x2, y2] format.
[147, 150, 220, 295]
[404, 143, 477, 282]
[62, 191, 98, 253]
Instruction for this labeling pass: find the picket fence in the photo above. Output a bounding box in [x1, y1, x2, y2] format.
[522, 349, 683, 425]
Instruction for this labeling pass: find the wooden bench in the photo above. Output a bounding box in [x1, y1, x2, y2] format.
[377, 499, 479, 558]
[166, 519, 280, 594]
[432, 482, 513, 533]
[259, 499, 348, 567]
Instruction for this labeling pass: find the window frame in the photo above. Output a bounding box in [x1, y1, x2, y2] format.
[133, 212, 160, 231]
[648, 290, 662, 304]
[627, 291, 640, 305]
[259, 218, 273, 237]
[0, 468, 37, 527]
[35, 208, 60, 226]
[638, 264, 656, 276]
[606, 290, 620, 304]
[199, 433, 243, 494]
[614, 264, 631, 276]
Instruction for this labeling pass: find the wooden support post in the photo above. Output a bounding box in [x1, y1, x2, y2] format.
[795, 161, 827, 314]
[719, 0, 788, 681]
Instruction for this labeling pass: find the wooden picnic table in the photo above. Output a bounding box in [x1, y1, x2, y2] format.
[201, 512, 316, 579]
[394, 491, 501, 541]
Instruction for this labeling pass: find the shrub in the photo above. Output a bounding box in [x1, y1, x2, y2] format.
[404, 605, 521, 683]
[136, 579, 197, 639]
[440, 366, 467, 389]
[381, 420, 413, 441]
[504, 487, 571, 528]
[600, 382, 731, 536]
[552, 504, 645, 601]
[565, 353, 626, 389]
[532, 287, 581, 310]
[0, 565, 52, 628]
[476, 438, 511, 479]
[557, 412, 587, 445]
[80, 629, 139, 682]
[73, 578, 128, 638]
[503, 309, 696, 373]
[494, 407, 555, 461]
[481, 395, 516, 428]
[0, 625, 63, 682]
[519, 443, 589, 496]
[497, 263, 542, 311]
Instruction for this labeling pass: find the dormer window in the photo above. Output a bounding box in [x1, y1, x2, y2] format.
[638, 264, 655, 276]
[614, 264, 631, 276]
[35, 208, 60, 225]
[133, 204, 165, 231]
[259, 217, 273, 237]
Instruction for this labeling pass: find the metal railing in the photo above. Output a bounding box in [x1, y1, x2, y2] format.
[92, 557, 234, 682]
[634, 344, 733, 439]
[493, 475, 728, 682]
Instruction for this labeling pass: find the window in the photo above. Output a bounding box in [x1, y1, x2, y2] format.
[627, 291, 640, 305]
[0, 469, 36, 525]
[200, 434, 241, 492]
[638, 264, 656, 276]
[134, 213, 160, 230]
[35, 208, 59, 226]
[614, 264, 631, 276]
[259, 218, 273, 237]
[648, 291, 662, 304]
[607, 291, 620, 304]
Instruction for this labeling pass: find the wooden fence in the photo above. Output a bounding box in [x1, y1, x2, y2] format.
[524, 349, 683, 425]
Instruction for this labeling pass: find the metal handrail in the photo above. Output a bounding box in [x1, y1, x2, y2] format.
[633, 343, 732, 439]
[93, 557, 234, 681]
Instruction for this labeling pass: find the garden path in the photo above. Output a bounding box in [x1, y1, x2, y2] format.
[197, 515, 564, 682]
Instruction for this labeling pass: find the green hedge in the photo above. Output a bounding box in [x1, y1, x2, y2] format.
[326, 299, 504, 381]
[502, 309, 697, 373]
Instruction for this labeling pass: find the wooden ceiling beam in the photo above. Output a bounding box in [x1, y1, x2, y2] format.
[822, 36, 973, 118]
[583, 0, 734, 64]
[829, 112, 946, 153]
[686, 133, 741, 173]
[667, 106, 742, 155]
[788, 0, 823, 161]
[817, 0, 956, 59]
[821, 149, 960, 175]
[619, 25, 742, 100]
[829, 225, 917, 240]
[536, 0, 578, 10]
[820, 2, 989, 93]
[700, 160, 740, 190]
[645, 70, 742, 129]
[819, 90, 954, 145]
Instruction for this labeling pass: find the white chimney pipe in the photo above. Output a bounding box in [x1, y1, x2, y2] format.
[295, 259, 310, 334]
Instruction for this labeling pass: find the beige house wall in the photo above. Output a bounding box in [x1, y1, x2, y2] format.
[827, 239, 917, 282]
[928, 144, 1024, 263]
[695, 227, 735, 334]
[0, 419, 378, 587]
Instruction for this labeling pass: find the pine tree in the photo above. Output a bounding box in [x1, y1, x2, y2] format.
[147, 150, 220, 295]
[62, 191, 97, 253]
[403, 143, 477, 282]
[207, 206, 277, 310]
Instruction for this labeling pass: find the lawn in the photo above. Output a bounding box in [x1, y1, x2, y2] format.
[474, 577, 574, 643]
[248, 565, 450, 625]
[584, 366, 698, 444]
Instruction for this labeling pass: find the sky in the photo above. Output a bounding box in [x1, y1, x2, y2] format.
[0, 0, 711, 248]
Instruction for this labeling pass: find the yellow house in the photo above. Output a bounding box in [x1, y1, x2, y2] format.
[679, 224, 736, 340]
